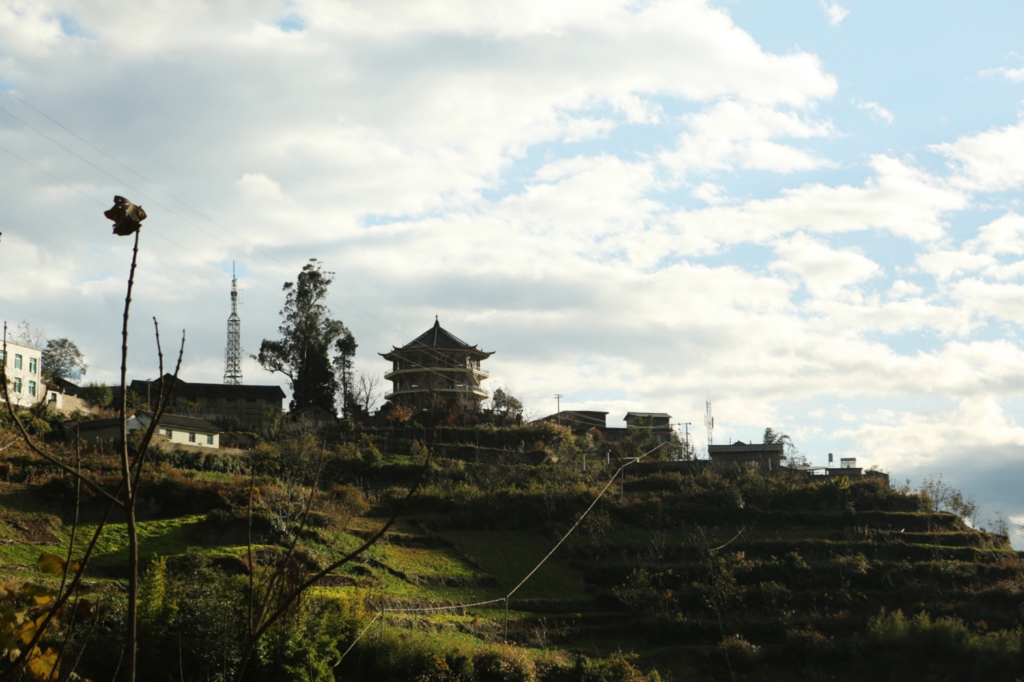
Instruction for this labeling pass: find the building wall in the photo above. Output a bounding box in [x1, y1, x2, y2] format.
[157, 395, 278, 430]
[1, 341, 44, 408]
[155, 425, 220, 449]
[385, 350, 489, 410]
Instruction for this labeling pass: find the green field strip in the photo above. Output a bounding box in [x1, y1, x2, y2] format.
[440, 530, 588, 601]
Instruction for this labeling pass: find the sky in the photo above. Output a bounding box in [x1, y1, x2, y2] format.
[3, 1, 1024, 542]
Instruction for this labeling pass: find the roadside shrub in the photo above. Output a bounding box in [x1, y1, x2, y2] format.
[862, 609, 1024, 680]
[782, 627, 835, 664]
[721, 634, 759, 669]
[27, 417, 51, 436]
[579, 653, 661, 682]
[474, 646, 537, 682]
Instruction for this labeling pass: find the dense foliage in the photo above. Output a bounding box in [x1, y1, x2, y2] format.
[255, 259, 357, 416]
[0, 414, 1020, 681]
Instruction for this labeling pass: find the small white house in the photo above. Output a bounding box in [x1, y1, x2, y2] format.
[1, 340, 44, 408]
[135, 411, 222, 449]
[69, 411, 222, 449]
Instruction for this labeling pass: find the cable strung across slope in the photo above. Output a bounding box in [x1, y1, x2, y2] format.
[334, 442, 666, 665]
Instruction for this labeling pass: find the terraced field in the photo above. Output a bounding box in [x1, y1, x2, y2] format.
[0, 433, 1020, 680]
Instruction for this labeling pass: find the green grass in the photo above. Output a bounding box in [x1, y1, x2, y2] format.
[440, 530, 587, 600]
[68, 515, 203, 564]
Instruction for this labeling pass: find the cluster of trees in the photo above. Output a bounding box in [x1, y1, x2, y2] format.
[254, 259, 357, 418]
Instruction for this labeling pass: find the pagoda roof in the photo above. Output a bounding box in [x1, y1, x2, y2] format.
[382, 318, 494, 358]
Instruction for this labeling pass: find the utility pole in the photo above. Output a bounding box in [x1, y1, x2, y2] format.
[678, 422, 692, 459]
[554, 394, 562, 425]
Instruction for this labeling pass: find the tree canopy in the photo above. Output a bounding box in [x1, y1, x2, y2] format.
[41, 338, 87, 381]
[490, 387, 523, 418]
[764, 427, 805, 466]
[254, 260, 356, 416]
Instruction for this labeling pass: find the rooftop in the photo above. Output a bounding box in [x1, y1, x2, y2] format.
[382, 318, 493, 357]
[138, 411, 222, 433]
[129, 375, 285, 400]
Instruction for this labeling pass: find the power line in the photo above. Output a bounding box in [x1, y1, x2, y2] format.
[337, 442, 667, 651]
[0, 131, 488, 393]
[0, 88, 466, 365]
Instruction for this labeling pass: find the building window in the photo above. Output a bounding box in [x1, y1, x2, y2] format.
[164, 429, 172, 438]
[13, 378, 21, 393]
[49, 393, 57, 402]
[28, 358, 36, 374]
[206, 434, 214, 445]
[0, 350, 5, 365]
[14, 354, 22, 370]
[188, 432, 196, 443]
[28, 381, 36, 397]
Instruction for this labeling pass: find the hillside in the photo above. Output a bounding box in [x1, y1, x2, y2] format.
[0, 418, 1021, 681]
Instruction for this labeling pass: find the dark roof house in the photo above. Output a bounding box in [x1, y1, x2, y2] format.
[127, 375, 285, 430]
[709, 441, 783, 472]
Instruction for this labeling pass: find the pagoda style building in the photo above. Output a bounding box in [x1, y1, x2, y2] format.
[381, 318, 493, 411]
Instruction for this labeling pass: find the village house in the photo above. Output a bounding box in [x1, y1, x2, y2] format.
[537, 410, 610, 435]
[127, 375, 285, 431]
[0, 340, 44, 408]
[709, 441, 784, 472]
[67, 410, 222, 449]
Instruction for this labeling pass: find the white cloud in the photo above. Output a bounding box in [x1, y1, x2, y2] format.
[978, 66, 1024, 82]
[670, 155, 966, 255]
[931, 119, 1024, 192]
[820, 1, 849, 26]
[854, 99, 894, 124]
[835, 397, 1024, 469]
[691, 182, 730, 205]
[771, 233, 882, 301]
[662, 100, 835, 178]
[888, 280, 923, 299]
[972, 212, 1024, 255]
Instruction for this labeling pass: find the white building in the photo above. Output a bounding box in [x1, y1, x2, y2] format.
[1, 340, 44, 408]
[70, 411, 222, 450]
[135, 411, 222, 449]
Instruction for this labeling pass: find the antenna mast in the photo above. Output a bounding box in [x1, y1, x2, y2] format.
[224, 262, 243, 385]
[704, 396, 713, 449]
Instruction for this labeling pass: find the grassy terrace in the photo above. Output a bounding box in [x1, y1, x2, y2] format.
[0, 425, 1021, 681]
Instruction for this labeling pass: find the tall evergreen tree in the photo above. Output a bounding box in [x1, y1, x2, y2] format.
[254, 260, 356, 415]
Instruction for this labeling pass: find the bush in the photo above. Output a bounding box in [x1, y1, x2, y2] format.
[27, 417, 51, 436]
[474, 647, 537, 682]
[862, 610, 1024, 680]
[81, 381, 113, 408]
[721, 634, 759, 669]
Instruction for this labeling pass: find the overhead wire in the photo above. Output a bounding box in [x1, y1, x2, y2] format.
[334, 442, 667, 656]
[3, 87, 663, 413]
[0, 92, 493, 390]
[0, 142, 292, 308]
[0, 87, 470, 373]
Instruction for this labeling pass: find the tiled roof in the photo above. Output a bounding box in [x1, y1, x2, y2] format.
[69, 417, 121, 431]
[138, 411, 221, 433]
[383, 318, 493, 357]
[709, 442, 784, 453]
[403, 318, 474, 349]
[538, 411, 609, 429]
[129, 376, 285, 401]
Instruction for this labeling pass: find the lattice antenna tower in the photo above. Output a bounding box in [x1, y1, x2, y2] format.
[704, 396, 714, 449]
[223, 262, 243, 385]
